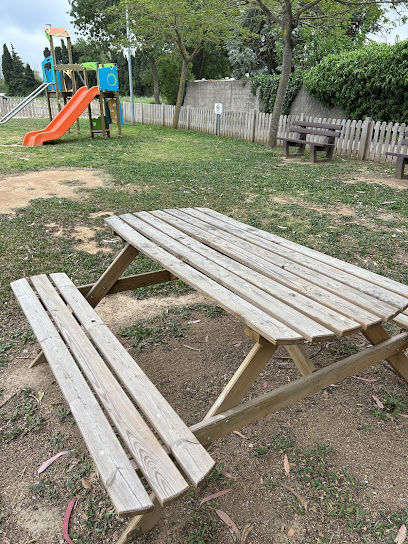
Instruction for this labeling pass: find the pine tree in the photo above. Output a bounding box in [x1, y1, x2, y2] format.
[23, 63, 39, 93]
[2, 44, 14, 92]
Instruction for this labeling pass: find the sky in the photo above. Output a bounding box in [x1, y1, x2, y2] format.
[1, 0, 408, 77]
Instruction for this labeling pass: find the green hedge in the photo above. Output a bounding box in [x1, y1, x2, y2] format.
[303, 41, 408, 122]
[251, 72, 303, 115]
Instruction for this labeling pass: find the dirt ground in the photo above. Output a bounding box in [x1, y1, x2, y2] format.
[1, 169, 408, 544]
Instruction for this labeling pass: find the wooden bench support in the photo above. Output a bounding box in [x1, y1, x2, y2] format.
[205, 331, 277, 418]
[363, 324, 408, 383]
[284, 344, 316, 375]
[191, 331, 408, 446]
[117, 495, 163, 544]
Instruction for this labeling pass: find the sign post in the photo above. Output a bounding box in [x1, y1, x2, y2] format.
[214, 103, 223, 136]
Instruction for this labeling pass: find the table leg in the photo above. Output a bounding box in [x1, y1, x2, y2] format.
[116, 494, 163, 544]
[284, 345, 316, 376]
[204, 336, 277, 419]
[30, 243, 139, 368]
[363, 324, 408, 384]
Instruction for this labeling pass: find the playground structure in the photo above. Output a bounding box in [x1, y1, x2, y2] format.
[0, 26, 123, 145]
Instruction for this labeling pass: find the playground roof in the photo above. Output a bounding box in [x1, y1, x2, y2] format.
[45, 27, 70, 39]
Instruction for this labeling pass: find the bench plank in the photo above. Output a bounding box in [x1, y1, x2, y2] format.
[122, 213, 335, 342]
[291, 121, 343, 130]
[50, 272, 216, 487]
[290, 127, 341, 138]
[140, 210, 361, 337]
[104, 216, 303, 345]
[10, 278, 154, 517]
[31, 274, 190, 506]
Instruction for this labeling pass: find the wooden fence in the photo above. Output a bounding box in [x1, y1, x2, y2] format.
[0, 97, 100, 120]
[2, 96, 406, 163]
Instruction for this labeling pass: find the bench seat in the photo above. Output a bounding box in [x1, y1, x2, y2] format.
[11, 273, 215, 519]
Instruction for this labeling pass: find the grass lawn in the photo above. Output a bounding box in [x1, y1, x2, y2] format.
[0, 118, 407, 544]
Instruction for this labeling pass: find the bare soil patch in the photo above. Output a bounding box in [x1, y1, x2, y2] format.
[346, 173, 408, 190]
[0, 168, 109, 214]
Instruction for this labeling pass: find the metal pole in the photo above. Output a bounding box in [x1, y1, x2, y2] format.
[126, 8, 135, 125]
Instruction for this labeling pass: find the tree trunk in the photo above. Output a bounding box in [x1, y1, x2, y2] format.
[267, 32, 294, 148]
[150, 56, 160, 104]
[173, 58, 189, 129]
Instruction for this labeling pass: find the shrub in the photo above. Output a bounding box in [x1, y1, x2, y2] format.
[303, 41, 408, 122]
[251, 71, 304, 114]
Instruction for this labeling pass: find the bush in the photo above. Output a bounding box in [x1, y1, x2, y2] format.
[251, 72, 303, 114]
[303, 41, 408, 122]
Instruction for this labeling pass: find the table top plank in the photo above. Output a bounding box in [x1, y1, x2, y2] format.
[105, 216, 303, 345]
[181, 208, 407, 314]
[164, 208, 397, 323]
[50, 272, 215, 488]
[197, 207, 408, 301]
[32, 273, 190, 505]
[145, 210, 361, 337]
[125, 212, 336, 342]
[10, 278, 154, 517]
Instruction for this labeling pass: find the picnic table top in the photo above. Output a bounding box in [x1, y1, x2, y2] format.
[105, 207, 408, 346]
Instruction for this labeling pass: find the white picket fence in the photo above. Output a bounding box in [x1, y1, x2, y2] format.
[123, 102, 406, 163]
[0, 97, 100, 120]
[1, 95, 406, 163]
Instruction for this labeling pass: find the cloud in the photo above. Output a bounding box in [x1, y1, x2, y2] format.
[1, 0, 78, 74]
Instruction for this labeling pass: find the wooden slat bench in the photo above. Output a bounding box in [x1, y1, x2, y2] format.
[11, 273, 215, 544]
[278, 120, 343, 163]
[385, 133, 408, 179]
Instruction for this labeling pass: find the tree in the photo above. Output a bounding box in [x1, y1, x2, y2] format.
[115, 0, 241, 128]
[249, 0, 408, 147]
[2, 44, 13, 90]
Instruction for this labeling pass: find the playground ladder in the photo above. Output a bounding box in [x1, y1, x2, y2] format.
[0, 82, 49, 125]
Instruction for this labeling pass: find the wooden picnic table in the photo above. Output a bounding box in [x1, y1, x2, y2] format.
[101, 208, 408, 424]
[12, 207, 408, 542]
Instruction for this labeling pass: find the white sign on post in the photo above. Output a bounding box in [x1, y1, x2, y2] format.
[214, 102, 223, 115]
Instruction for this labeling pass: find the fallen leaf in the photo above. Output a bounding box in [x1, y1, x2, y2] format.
[183, 344, 201, 351]
[233, 431, 247, 439]
[284, 454, 290, 475]
[81, 478, 92, 489]
[187, 320, 201, 324]
[205, 335, 209, 342]
[214, 509, 240, 539]
[263, 381, 268, 389]
[63, 497, 77, 544]
[200, 488, 232, 505]
[352, 376, 379, 383]
[373, 395, 384, 409]
[287, 528, 295, 537]
[394, 524, 406, 544]
[241, 523, 253, 543]
[281, 482, 308, 511]
[221, 470, 232, 478]
[38, 451, 69, 474]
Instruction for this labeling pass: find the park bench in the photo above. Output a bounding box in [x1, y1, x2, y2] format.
[385, 133, 408, 179]
[11, 272, 215, 544]
[279, 120, 343, 163]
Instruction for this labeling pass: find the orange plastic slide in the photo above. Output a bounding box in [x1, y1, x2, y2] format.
[23, 86, 99, 146]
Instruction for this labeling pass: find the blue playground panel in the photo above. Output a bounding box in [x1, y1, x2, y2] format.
[42, 56, 63, 91]
[98, 66, 119, 92]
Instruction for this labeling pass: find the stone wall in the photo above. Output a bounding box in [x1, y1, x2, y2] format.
[288, 86, 346, 120]
[183, 79, 261, 112]
[184, 80, 347, 120]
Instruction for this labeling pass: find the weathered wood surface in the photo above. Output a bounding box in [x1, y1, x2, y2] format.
[11, 278, 154, 517]
[50, 273, 215, 487]
[31, 274, 190, 506]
